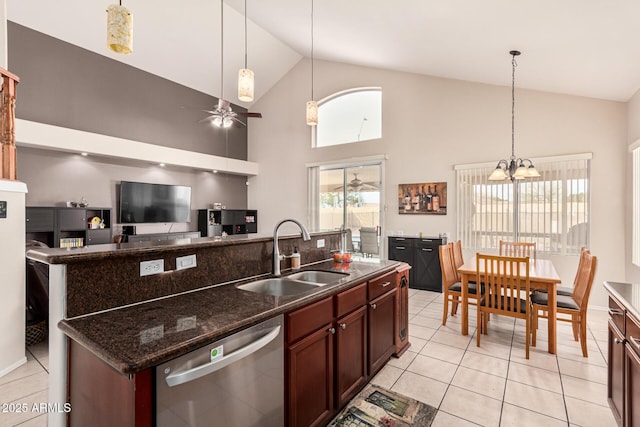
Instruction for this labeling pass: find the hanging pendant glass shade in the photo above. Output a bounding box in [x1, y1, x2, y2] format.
[238, 68, 254, 102]
[306, 100, 318, 126]
[107, 4, 133, 54]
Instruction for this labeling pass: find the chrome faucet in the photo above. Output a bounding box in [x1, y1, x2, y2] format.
[273, 218, 311, 276]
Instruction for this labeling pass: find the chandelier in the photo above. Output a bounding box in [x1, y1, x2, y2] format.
[488, 50, 540, 181]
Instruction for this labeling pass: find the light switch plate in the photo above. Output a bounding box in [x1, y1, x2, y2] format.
[176, 254, 197, 270]
[140, 259, 164, 276]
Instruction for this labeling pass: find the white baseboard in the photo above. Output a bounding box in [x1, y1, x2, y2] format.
[0, 356, 27, 379]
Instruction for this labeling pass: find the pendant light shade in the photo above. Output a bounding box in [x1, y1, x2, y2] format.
[306, 100, 318, 126]
[106, 3, 133, 54]
[237, 0, 254, 102]
[238, 68, 254, 102]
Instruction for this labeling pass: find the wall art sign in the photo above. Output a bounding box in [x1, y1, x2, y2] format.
[398, 182, 447, 215]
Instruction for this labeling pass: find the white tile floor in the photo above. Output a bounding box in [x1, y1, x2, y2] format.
[370, 288, 617, 427]
[0, 288, 617, 427]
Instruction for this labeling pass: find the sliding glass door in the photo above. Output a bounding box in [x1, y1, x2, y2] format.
[317, 164, 382, 257]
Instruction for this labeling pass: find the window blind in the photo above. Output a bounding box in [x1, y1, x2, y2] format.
[456, 154, 591, 255]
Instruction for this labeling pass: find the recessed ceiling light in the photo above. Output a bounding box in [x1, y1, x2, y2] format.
[80, 152, 88, 156]
[212, 170, 218, 174]
[159, 163, 165, 167]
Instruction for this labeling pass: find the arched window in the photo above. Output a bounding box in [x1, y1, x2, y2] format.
[314, 87, 382, 147]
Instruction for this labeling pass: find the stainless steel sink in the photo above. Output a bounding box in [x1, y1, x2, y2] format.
[237, 270, 349, 297]
[287, 270, 349, 284]
[237, 278, 321, 297]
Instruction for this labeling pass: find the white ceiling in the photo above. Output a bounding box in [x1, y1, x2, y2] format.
[8, 0, 640, 104]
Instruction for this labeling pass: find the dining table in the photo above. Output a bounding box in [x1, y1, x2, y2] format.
[457, 255, 562, 354]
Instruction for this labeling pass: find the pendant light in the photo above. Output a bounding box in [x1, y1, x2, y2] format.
[306, 0, 318, 126]
[488, 50, 540, 181]
[106, 0, 133, 54]
[237, 0, 254, 102]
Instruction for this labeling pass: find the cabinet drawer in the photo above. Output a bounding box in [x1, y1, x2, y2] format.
[368, 271, 396, 301]
[388, 237, 413, 247]
[415, 238, 440, 249]
[336, 282, 367, 318]
[626, 312, 640, 357]
[610, 296, 626, 336]
[25, 207, 54, 232]
[287, 296, 333, 344]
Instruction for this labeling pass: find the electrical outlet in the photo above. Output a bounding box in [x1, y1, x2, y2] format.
[140, 325, 164, 344]
[140, 259, 164, 276]
[317, 238, 325, 248]
[176, 254, 197, 270]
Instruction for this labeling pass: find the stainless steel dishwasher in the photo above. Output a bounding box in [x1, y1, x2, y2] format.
[156, 315, 284, 427]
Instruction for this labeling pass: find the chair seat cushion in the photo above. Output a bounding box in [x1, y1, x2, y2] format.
[534, 285, 573, 296]
[479, 295, 528, 314]
[530, 292, 580, 310]
[449, 281, 483, 294]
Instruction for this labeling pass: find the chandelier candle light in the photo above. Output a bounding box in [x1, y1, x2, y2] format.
[306, 0, 318, 126]
[106, 0, 133, 54]
[488, 50, 540, 181]
[237, 0, 254, 102]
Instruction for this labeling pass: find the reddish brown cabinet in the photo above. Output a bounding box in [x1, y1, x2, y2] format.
[336, 305, 368, 407]
[395, 264, 411, 356]
[625, 311, 640, 427]
[368, 287, 396, 375]
[609, 318, 625, 425]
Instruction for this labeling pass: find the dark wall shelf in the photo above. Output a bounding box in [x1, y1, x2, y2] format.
[197, 209, 258, 237]
[26, 207, 112, 248]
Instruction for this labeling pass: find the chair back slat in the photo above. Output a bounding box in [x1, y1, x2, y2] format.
[499, 240, 537, 260]
[452, 240, 464, 281]
[572, 250, 597, 309]
[477, 254, 530, 315]
[439, 243, 458, 288]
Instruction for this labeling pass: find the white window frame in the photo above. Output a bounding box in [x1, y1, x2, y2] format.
[455, 152, 592, 255]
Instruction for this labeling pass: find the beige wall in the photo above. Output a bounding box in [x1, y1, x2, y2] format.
[249, 58, 627, 308]
[0, 0, 6, 68]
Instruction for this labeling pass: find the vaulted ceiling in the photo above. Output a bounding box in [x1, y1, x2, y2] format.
[8, 0, 640, 106]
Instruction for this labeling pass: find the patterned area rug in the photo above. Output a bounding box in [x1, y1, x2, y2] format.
[328, 384, 437, 427]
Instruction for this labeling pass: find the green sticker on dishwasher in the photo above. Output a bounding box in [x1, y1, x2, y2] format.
[210, 345, 224, 362]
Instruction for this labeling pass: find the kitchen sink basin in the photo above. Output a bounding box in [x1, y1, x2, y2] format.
[287, 270, 349, 284]
[237, 278, 321, 297]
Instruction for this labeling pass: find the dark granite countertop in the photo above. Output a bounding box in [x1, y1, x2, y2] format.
[59, 258, 402, 375]
[604, 281, 640, 320]
[26, 231, 338, 265]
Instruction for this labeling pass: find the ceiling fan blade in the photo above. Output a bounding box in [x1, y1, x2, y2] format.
[232, 117, 247, 127]
[236, 112, 262, 118]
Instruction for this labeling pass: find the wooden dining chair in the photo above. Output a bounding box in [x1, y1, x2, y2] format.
[452, 240, 464, 282]
[535, 247, 589, 297]
[441, 243, 482, 326]
[476, 254, 532, 359]
[499, 240, 537, 260]
[531, 249, 597, 357]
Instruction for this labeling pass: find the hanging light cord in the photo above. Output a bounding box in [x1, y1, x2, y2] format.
[244, 0, 248, 69]
[220, 0, 224, 99]
[310, 0, 314, 100]
[511, 53, 517, 161]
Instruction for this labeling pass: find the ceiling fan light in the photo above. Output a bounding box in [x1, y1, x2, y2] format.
[223, 117, 233, 128]
[306, 100, 318, 126]
[212, 116, 223, 127]
[106, 4, 133, 54]
[238, 68, 254, 102]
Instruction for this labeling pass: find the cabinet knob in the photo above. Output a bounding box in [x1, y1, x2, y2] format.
[26, 218, 30, 222]
[328, 327, 336, 335]
[614, 338, 624, 344]
[340, 323, 346, 330]
[370, 303, 377, 310]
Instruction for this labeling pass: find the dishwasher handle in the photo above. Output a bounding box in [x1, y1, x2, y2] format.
[165, 324, 281, 387]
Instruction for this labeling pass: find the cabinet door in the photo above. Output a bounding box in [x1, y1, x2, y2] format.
[626, 342, 640, 427]
[87, 229, 112, 245]
[58, 209, 87, 230]
[368, 289, 396, 375]
[336, 305, 367, 408]
[287, 324, 334, 427]
[25, 207, 55, 232]
[414, 243, 442, 292]
[608, 320, 625, 426]
[395, 269, 410, 356]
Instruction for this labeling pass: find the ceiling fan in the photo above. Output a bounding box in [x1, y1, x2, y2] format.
[199, 98, 262, 128]
[334, 173, 379, 192]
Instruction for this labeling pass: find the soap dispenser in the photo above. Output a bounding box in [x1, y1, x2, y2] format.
[291, 247, 301, 270]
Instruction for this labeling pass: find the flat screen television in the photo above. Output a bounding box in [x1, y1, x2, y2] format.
[119, 181, 192, 224]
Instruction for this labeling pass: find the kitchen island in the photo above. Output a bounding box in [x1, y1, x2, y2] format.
[27, 230, 409, 426]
